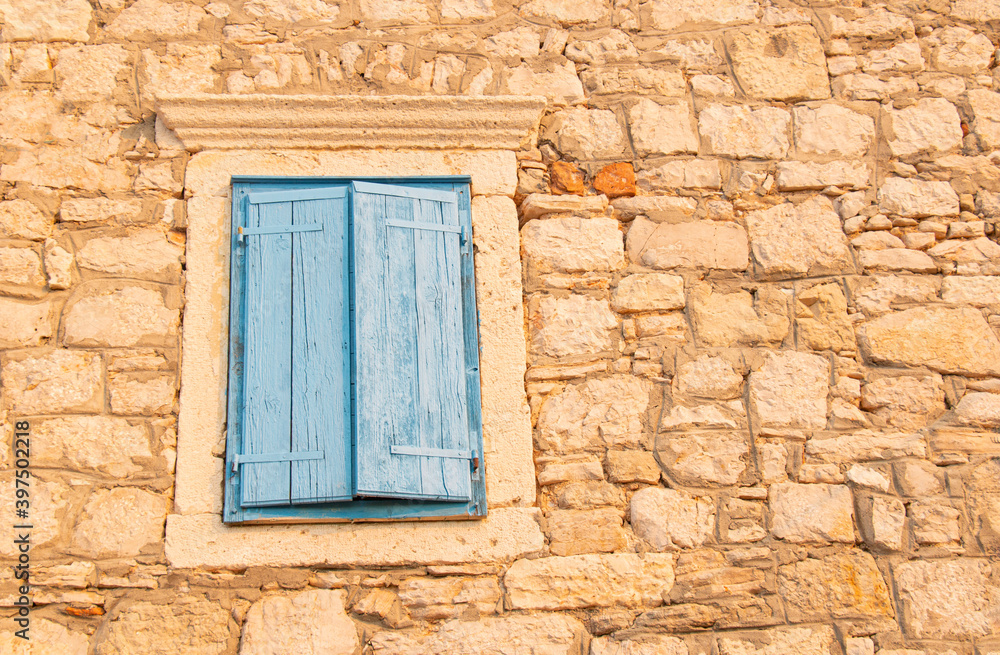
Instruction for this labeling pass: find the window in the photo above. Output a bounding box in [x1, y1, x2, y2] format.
[224, 176, 485, 524]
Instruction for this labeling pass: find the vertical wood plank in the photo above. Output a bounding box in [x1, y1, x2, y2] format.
[291, 194, 353, 503]
[241, 200, 293, 506]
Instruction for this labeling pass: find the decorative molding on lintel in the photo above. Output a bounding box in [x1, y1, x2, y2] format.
[156, 94, 548, 151]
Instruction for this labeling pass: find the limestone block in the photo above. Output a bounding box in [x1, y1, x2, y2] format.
[543, 108, 626, 160]
[629, 218, 748, 271]
[851, 232, 904, 250]
[109, 373, 176, 415]
[968, 459, 1000, 554]
[775, 161, 870, 190]
[968, 90, 1000, 151]
[0, 297, 52, 348]
[956, 392, 1000, 428]
[0, 618, 89, 655]
[659, 403, 741, 431]
[616, 198, 698, 223]
[528, 295, 618, 358]
[952, 0, 1000, 22]
[857, 306, 1000, 376]
[582, 67, 686, 98]
[547, 508, 627, 555]
[879, 177, 960, 218]
[676, 356, 743, 399]
[1, 349, 102, 413]
[1, 148, 130, 194]
[857, 494, 905, 550]
[0, 0, 92, 41]
[793, 105, 875, 158]
[536, 376, 650, 452]
[611, 274, 684, 313]
[33, 416, 151, 477]
[71, 488, 167, 559]
[370, 615, 587, 655]
[858, 249, 936, 273]
[239, 590, 358, 655]
[926, 27, 994, 75]
[928, 237, 1000, 275]
[520, 0, 610, 25]
[643, 0, 759, 31]
[805, 431, 926, 464]
[591, 636, 688, 655]
[63, 283, 179, 348]
[60, 198, 145, 224]
[0, 246, 44, 289]
[778, 550, 893, 622]
[942, 276, 1000, 306]
[883, 98, 963, 158]
[538, 458, 604, 486]
[96, 597, 234, 655]
[0, 200, 53, 239]
[655, 432, 748, 487]
[440, 0, 495, 19]
[769, 483, 855, 543]
[566, 30, 638, 65]
[44, 238, 74, 290]
[699, 104, 791, 159]
[522, 217, 623, 273]
[745, 196, 854, 279]
[796, 282, 856, 354]
[244, 0, 342, 22]
[75, 229, 183, 283]
[896, 461, 945, 497]
[398, 576, 500, 620]
[504, 553, 675, 610]
[718, 626, 835, 655]
[629, 99, 698, 157]
[832, 74, 919, 102]
[140, 45, 221, 103]
[639, 160, 722, 191]
[848, 274, 940, 316]
[108, 0, 208, 38]
[861, 375, 944, 429]
[55, 45, 130, 102]
[0, 474, 70, 556]
[725, 26, 829, 101]
[504, 61, 585, 107]
[605, 450, 659, 484]
[690, 284, 788, 348]
[910, 501, 961, 545]
[861, 40, 924, 73]
[631, 487, 715, 550]
[750, 351, 829, 431]
[829, 7, 913, 40]
[520, 194, 608, 221]
[894, 559, 1000, 639]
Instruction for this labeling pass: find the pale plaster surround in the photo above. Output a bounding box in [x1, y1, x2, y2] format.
[163, 96, 547, 569]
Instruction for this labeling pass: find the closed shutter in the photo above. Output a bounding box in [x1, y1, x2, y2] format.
[351, 181, 474, 502]
[229, 186, 352, 508]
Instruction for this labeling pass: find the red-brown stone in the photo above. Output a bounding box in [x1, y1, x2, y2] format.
[593, 162, 636, 199]
[549, 161, 586, 195]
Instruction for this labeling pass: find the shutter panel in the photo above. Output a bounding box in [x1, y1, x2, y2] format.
[352, 182, 473, 502]
[233, 186, 351, 509]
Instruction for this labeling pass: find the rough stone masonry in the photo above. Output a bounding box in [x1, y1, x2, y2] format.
[1, 0, 1000, 653]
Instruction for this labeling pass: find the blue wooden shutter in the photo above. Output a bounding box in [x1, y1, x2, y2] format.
[228, 186, 352, 509]
[352, 181, 475, 502]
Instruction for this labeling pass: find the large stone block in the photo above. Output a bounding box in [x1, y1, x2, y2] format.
[398, 576, 501, 620]
[109, 372, 176, 415]
[1, 147, 130, 194]
[0, 0, 92, 41]
[953, 0, 1000, 21]
[33, 416, 151, 477]
[75, 229, 184, 283]
[769, 483, 855, 543]
[504, 553, 675, 610]
[805, 431, 926, 464]
[928, 237, 1000, 275]
[793, 105, 874, 158]
[96, 597, 234, 655]
[796, 282, 856, 354]
[244, 0, 343, 22]
[520, 0, 610, 25]
[775, 161, 870, 191]
[690, 284, 788, 348]
[1, 349, 102, 413]
[655, 432, 748, 487]
[941, 276, 1000, 306]
[613, 197, 697, 221]
[894, 559, 1000, 639]
[878, 177, 959, 217]
[0, 618, 89, 655]
[964, 90, 1000, 151]
[71, 488, 168, 559]
[629, 99, 698, 156]
[861, 375, 944, 429]
[547, 508, 628, 555]
[927, 27, 994, 75]
[631, 487, 715, 550]
[611, 274, 685, 313]
[749, 351, 830, 431]
[62, 282, 180, 348]
[0, 199, 53, 240]
[848, 274, 940, 316]
[675, 355, 743, 400]
[140, 45, 221, 103]
[718, 626, 835, 655]
[883, 98, 963, 158]
[543, 108, 626, 160]
[956, 392, 1000, 428]
[968, 459, 1000, 555]
[699, 104, 791, 159]
[643, 0, 759, 31]
[857, 306, 1000, 376]
[370, 615, 587, 655]
[0, 297, 53, 348]
[240, 590, 358, 655]
[504, 61, 585, 107]
[108, 0, 208, 38]
[745, 196, 854, 279]
[60, 198, 145, 224]
[778, 550, 893, 622]
[528, 295, 618, 358]
[627, 217, 748, 271]
[0, 245, 44, 289]
[522, 217, 623, 273]
[55, 45, 131, 102]
[725, 26, 829, 101]
[591, 636, 688, 655]
[0, 474, 70, 556]
[536, 375, 650, 452]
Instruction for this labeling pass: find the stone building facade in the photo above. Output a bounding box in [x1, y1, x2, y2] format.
[1, 0, 1000, 653]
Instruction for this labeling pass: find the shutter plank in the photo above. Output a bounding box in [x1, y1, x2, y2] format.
[291, 195, 352, 503]
[242, 200, 293, 506]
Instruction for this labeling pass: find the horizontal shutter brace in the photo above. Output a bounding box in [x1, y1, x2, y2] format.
[237, 224, 323, 241]
[390, 445, 480, 471]
[232, 450, 324, 472]
[385, 219, 462, 234]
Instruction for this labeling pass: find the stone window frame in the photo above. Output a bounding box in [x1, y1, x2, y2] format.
[159, 95, 547, 568]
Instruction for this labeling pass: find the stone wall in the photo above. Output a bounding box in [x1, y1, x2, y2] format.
[0, 0, 999, 653]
